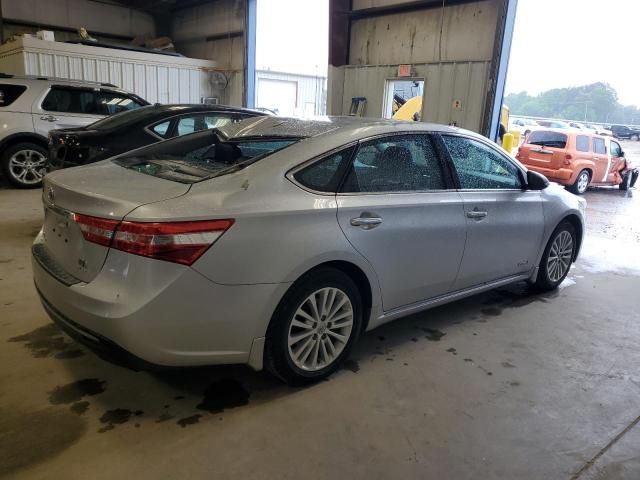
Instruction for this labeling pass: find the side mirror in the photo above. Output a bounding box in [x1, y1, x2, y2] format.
[526, 170, 549, 190]
[620, 150, 625, 158]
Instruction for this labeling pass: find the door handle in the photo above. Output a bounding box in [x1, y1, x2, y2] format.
[350, 214, 382, 229]
[40, 115, 58, 122]
[466, 209, 488, 219]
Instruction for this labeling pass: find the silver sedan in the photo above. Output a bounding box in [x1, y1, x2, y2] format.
[32, 117, 586, 384]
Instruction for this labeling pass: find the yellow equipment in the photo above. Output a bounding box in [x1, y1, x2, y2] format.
[393, 96, 422, 121]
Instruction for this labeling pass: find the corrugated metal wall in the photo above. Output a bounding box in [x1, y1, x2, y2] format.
[22, 51, 203, 104]
[256, 70, 327, 116]
[341, 61, 490, 131]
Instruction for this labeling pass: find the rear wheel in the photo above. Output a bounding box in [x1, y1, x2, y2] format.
[264, 267, 362, 385]
[1, 142, 48, 188]
[534, 222, 576, 292]
[569, 169, 590, 195]
[631, 134, 639, 141]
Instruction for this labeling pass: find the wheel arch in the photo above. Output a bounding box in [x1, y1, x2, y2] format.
[0, 132, 49, 153]
[561, 214, 583, 261]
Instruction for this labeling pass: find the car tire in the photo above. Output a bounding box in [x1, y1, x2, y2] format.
[568, 169, 590, 195]
[264, 267, 363, 385]
[534, 221, 576, 292]
[1, 142, 48, 188]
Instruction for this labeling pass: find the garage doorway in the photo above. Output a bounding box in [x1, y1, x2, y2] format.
[383, 79, 424, 120]
[256, 78, 298, 116]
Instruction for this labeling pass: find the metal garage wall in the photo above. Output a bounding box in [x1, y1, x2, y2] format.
[172, 0, 246, 106]
[342, 61, 489, 131]
[329, 0, 513, 135]
[0, 37, 216, 104]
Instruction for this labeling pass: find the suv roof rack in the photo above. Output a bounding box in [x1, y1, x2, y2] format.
[0, 73, 15, 78]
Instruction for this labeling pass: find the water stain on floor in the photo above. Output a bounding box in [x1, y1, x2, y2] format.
[48, 378, 106, 405]
[8, 323, 85, 360]
[196, 379, 250, 414]
[422, 328, 446, 341]
[98, 409, 143, 433]
[0, 406, 87, 476]
[177, 414, 202, 428]
[70, 401, 90, 415]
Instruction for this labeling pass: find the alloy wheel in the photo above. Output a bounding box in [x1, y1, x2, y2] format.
[576, 172, 589, 194]
[287, 287, 354, 371]
[9, 149, 47, 186]
[546, 230, 573, 283]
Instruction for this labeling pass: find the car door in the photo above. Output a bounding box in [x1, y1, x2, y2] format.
[32, 86, 104, 136]
[440, 134, 545, 290]
[591, 136, 609, 182]
[336, 133, 467, 312]
[608, 139, 625, 183]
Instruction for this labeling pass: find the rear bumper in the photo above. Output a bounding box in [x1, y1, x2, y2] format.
[32, 233, 290, 369]
[526, 165, 574, 183]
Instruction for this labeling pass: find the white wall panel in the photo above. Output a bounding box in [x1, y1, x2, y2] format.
[0, 38, 216, 104]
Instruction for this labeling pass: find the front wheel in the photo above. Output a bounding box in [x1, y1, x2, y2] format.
[1, 142, 48, 188]
[569, 169, 590, 195]
[264, 268, 362, 385]
[534, 222, 576, 292]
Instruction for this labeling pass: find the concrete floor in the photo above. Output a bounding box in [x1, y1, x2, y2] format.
[1, 142, 639, 479]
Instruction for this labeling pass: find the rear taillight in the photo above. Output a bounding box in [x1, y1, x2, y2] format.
[74, 214, 234, 265]
[74, 213, 119, 247]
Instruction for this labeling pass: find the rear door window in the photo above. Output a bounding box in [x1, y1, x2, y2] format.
[0, 84, 27, 107]
[342, 134, 445, 193]
[527, 131, 568, 148]
[575, 135, 590, 152]
[294, 148, 354, 193]
[42, 87, 100, 114]
[593, 138, 606, 154]
[175, 114, 234, 136]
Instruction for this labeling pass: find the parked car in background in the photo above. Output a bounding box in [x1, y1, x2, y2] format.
[509, 117, 540, 137]
[569, 122, 597, 134]
[516, 129, 638, 194]
[536, 120, 572, 129]
[0, 74, 148, 188]
[33, 117, 585, 384]
[610, 124, 640, 141]
[589, 124, 613, 137]
[48, 104, 268, 169]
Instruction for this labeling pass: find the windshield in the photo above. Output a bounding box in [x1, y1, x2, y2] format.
[89, 106, 157, 130]
[114, 130, 300, 183]
[527, 131, 568, 148]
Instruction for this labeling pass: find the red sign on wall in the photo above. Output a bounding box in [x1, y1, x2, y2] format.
[397, 64, 412, 77]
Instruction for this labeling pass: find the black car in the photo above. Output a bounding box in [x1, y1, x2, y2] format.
[48, 104, 267, 168]
[610, 124, 640, 141]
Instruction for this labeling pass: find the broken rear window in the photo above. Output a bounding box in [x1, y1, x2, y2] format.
[115, 130, 300, 183]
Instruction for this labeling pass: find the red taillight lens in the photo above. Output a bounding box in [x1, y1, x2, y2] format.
[74, 213, 119, 247]
[74, 214, 234, 265]
[112, 219, 234, 265]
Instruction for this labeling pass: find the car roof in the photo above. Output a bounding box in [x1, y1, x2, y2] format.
[141, 103, 267, 116]
[219, 116, 469, 142]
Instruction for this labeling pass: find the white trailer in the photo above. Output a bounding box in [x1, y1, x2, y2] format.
[0, 36, 217, 104]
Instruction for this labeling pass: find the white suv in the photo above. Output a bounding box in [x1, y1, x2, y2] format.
[0, 74, 148, 187]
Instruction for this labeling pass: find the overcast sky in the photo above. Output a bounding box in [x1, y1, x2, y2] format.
[256, 0, 328, 76]
[506, 0, 640, 106]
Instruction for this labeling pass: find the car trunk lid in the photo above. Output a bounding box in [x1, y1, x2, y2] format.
[41, 161, 190, 283]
